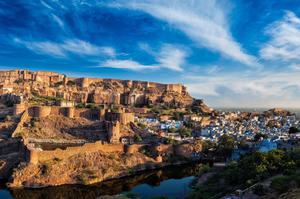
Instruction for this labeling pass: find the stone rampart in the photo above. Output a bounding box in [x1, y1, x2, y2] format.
[125, 144, 145, 154]
[28, 106, 52, 118]
[11, 110, 29, 138]
[13, 103, 26, 115]
[105, 112, 134, 125]
[28, 141, 124, 164]
[26, 106, 102, 120]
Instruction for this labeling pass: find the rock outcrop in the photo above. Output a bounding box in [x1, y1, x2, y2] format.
[0, 69, 198, 108]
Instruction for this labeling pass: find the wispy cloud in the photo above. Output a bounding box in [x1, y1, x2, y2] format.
[206, 65, 220, 74]
[101, 59, 159, 71]
[109, 0, 258, 67]
[14, 38, 66, 57]
[62, 39, 115, 57]
[185, 71, 300, 98]
[51, 14, 65, 29]
[156, 44, 186, 71]
[289, 64, 300, 71]
[14, 38, 115, 58]
[260, 11, 300, 61]
[101, 44, 187, 71]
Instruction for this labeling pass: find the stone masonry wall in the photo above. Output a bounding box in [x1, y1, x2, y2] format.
[28, 141, 124, 164]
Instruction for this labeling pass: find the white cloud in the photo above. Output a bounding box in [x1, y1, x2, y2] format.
[109, 0, 258, 67]
[206, 65, 220, 74]
[14, 38, 66, 57]
[101, 59, 159, 71]
[157, 44, 186, 71]
[260, 11, 300, 61]
[14, 38, 115, 58]
[289, 64, 300, 71]
[185, 71, 300, 98]
[51, 14, 65, 29]
[101, 44, 187, 71]
[62, 39, 115, 57]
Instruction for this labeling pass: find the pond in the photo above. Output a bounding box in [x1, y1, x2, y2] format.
[0, 163, 204, 199]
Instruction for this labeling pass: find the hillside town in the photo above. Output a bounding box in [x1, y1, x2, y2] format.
[0, 70, 299, 199]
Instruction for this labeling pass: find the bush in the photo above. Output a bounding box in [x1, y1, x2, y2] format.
[66, 80, 76, 86]
[137, 122, 147, 130]
[76, 103, 85, 108]
[253, 184, 267, 196]
[134, 134, 142, 142]
[53, 81, 63, 87]
[14, 78, 24, 84]
[5, 115, 12, 122]
[289, 127, 300, 134]
[125, 192, 140, 199]
[271, 176, 291, 193]
[177, 126, 192, 138]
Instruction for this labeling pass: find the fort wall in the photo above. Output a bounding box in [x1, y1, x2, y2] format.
[125, 144, 145, 154]
[13, 103, 26, 115]
[28, 141, 124, 164]
[107, 121, 120, 143]
[0, 70, 186, 94]
[26, 106, 103, 120]
[11, 110, 29, 138]
[28, 106, 52, 118]
[105, 111, 135, 125]
[166, 84, 183, 93]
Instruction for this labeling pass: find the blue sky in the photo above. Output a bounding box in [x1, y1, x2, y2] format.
[1, 0, 300, 108]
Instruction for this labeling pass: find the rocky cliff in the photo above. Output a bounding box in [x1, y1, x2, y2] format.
[0, 69, 199, 108]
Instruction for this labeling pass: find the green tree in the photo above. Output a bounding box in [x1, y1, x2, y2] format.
[168, 127, 177, 133]
[216, 134, 235, 158]
[177, 126, 192, 138]
[134, 134, 142, 142]
[289, 127, 300, 134]
[66, 80, 76, 86]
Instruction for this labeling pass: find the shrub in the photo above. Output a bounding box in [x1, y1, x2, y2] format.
[253, 184, 267, 196]
[5, 115, 12, 121]
[66, 80, 76, 86]
[125, 192, 140, 199]
[289, 127, 300, 134]
[271, 176, 291, 193]
[76, 103, 85, 108]
[53, 81, 63, 87]
[134, 134, 142, 142]
[14, 78, 24, 84]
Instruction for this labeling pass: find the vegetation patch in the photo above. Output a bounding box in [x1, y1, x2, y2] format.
[188, 148, 300, 199]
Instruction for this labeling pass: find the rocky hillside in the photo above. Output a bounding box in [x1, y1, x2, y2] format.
[0, 69, 203, 108]
[8, 151, 158, 188]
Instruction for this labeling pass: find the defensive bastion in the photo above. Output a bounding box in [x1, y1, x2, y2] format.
[0, 70, 186, 94]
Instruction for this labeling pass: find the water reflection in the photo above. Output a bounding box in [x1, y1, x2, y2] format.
[10, 163, 203, 199]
